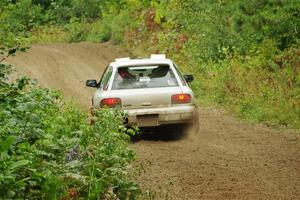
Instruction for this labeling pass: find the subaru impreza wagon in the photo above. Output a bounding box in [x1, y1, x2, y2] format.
[86, 54, 197, 127]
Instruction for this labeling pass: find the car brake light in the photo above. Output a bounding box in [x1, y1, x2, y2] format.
[171, 94, 192, 104]
[100, 98, 122, 108]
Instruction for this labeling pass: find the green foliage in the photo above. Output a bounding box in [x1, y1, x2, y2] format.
[0, 0, 125, 44]
[0, 60, 140, 199]
[86, 20, 112, 42]
[65, 18, 91, 42]
[188, 42, 300, 128]
[101, 0, 300, 129]
[28, 25, 69, 43]
[0, 3, 142, 194]
[43, 0, 104, 24]
[1, 0, 299, 132]
[176, 0, 300, 61]
[178, 0, 235, 61]
[0, 0, 43, 46]
[104, 9, 136, 44]
[232, 0, 300, 51]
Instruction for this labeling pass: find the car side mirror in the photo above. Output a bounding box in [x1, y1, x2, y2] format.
[86, 80, 98, 88]
[183, 75, 194, 83]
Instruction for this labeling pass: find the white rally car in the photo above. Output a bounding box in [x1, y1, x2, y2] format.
[86, 54, 197, 127]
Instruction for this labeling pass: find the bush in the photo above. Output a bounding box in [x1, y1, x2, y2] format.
[86, 20, 112, 42]
[0, 64, 140, 199]
[191, 42, 300, 128]
[65, 18, 91, 42]
[107, 0, 300, 129]
[99, 6, 139, 44]
[29, 26, 69, 44]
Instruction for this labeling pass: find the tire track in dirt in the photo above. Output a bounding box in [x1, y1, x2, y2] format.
[6, 43, 300, 200]
[133, 110, 300, 199]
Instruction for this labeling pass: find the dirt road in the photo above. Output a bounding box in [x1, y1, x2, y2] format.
[7, 43, 300, 200]
[7, 42, 126, 106]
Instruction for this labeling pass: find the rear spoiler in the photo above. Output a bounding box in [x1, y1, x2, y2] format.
[115, 57, 130, 62]
[150, 54, 166, 60]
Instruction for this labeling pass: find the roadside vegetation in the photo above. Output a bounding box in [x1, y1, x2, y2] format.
[107, 0, 300, 129]
[0, 59, 140, 199]
[0, 2, 140, 197]
[0, 58, 139, 199]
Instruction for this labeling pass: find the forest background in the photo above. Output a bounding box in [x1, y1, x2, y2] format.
[0, 0, 299, 199]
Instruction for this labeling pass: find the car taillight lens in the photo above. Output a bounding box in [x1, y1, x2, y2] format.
[100, 98, 122, 108]
[171, 94, 192, 104]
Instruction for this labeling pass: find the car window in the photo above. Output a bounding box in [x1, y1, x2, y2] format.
[99, 66, 113, 90]
[173, 63, 187, 86]
[112, 64, 179, 90]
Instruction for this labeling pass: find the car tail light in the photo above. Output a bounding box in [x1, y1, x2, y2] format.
[171, 94, 192, 104]
[100, 98, 122, 108]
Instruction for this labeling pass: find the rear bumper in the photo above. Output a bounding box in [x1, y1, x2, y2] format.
[124, 105, 196, 127]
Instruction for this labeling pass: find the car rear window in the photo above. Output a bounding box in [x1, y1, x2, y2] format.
[112, 64, 179, 90]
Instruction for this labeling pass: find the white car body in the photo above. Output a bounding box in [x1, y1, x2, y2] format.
[87, 55, 196, 127]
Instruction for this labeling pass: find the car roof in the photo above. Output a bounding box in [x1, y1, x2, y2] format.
[110, 54, 173, 68]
